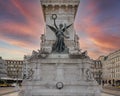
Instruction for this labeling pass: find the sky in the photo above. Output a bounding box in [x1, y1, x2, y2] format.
[0, 0, 120, 60]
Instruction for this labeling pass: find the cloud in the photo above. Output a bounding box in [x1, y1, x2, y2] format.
[0, 0, 120, 59]
[0, 47, 29, 60]
[0, 21, 40, 48]
[11, 0, 44, 28]
[0, 0, 44, 52]
[75, 0, 120, 59]
[0, 0, 45, 60]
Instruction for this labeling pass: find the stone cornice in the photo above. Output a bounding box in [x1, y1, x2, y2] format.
[41, 0, 80, 7]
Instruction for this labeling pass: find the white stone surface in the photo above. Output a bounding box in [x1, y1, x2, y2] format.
[19, 56, 101, 96]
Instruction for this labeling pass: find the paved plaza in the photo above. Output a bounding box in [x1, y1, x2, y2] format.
[0, 88, 117, 96]
[0, 87, 119, 96]
[2, 92, 19, 96]
[1, 92, 116, 96]
[102, 93, 115, 96]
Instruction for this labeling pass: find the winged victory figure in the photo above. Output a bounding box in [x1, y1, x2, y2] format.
[47, 14, 72, 53]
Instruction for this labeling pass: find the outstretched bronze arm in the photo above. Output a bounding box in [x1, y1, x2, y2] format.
[52, 14, 58, 29]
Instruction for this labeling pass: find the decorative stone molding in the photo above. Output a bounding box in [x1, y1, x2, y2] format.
[23, 67, 34, 80]
[56, 82, 64, 89]
[41, 0, 80, 6]
[69, 50, 90, 59]
[85, 68, 94, 81]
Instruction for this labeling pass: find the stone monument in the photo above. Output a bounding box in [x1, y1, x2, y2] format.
[19, 0, 101, 96]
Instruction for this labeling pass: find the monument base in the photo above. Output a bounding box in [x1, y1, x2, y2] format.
[19, 54, 101, 96]
[19, 82, 101, 96]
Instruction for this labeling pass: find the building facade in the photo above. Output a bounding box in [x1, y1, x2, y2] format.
[5, 60, 23, 79]
[0, 57, 7, 79]
[101, 49, 120, 85]
[92, 60, 102, 85]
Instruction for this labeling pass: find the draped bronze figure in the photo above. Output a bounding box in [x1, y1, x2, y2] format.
[47, 14, 72, 53]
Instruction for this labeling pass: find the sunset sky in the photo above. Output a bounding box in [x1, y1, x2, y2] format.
[0, 0, 120, 60]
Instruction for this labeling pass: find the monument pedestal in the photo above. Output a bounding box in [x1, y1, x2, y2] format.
[19, 54, 101, 96]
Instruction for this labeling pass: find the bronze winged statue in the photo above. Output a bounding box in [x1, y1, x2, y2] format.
[47, 14, 72, 53]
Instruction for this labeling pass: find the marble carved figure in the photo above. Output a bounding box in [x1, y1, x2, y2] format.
[47, 14, 72, 53]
